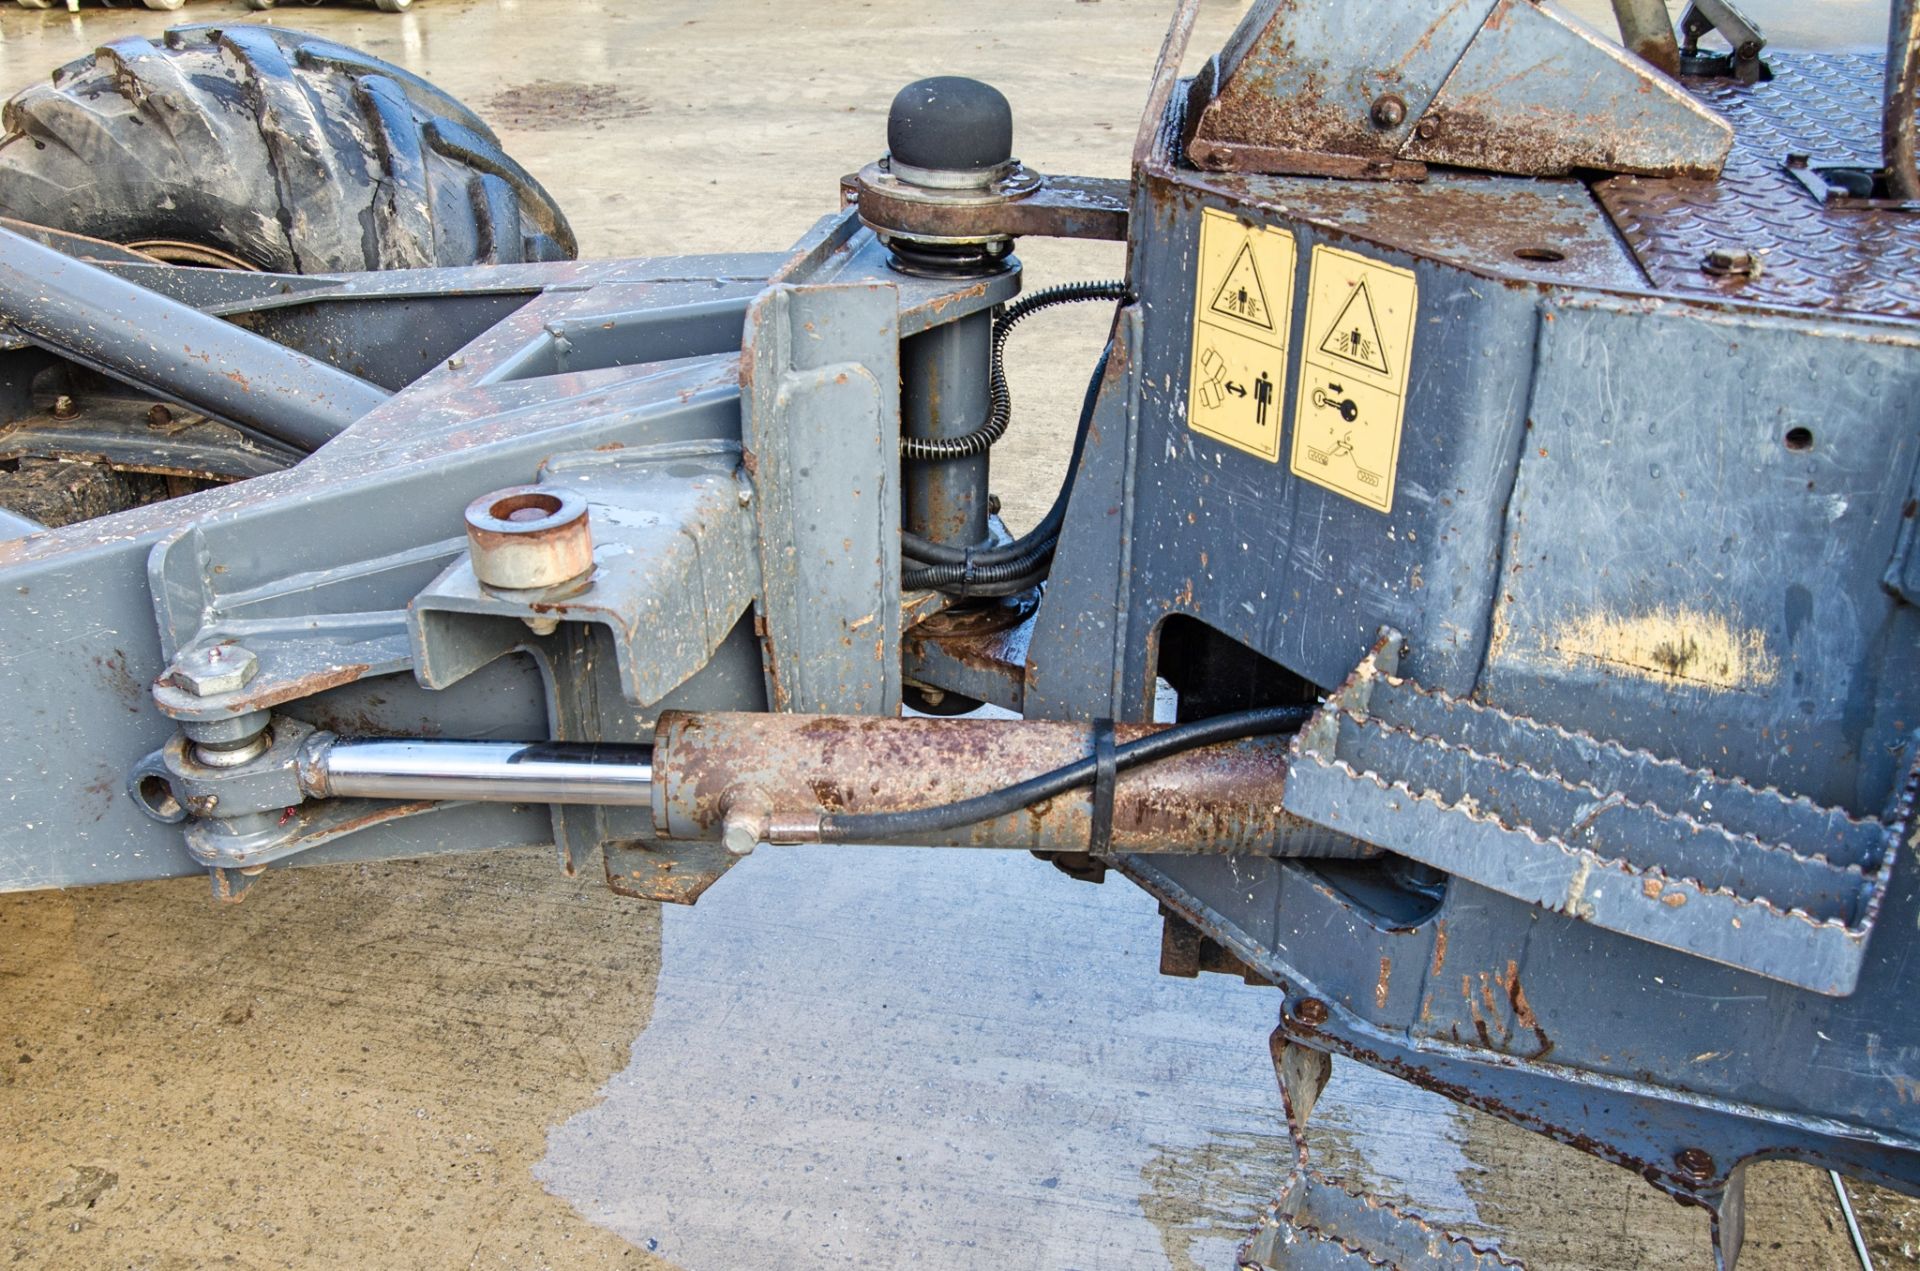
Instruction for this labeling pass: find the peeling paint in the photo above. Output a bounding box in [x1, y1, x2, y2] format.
[1495, 603, 1779, 693]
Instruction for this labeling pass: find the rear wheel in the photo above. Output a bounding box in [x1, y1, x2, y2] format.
[0, 26, 574, 527]
[0, 24, 573, 271]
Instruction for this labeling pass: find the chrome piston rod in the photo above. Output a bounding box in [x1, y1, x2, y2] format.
[306, 738, 654, 807]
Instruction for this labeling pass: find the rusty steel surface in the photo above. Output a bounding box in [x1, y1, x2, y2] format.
[1598, 52, 1920, 317]
[1173, 168, 1650, 292]
[1891, 0, 1920, 199]
[846, 166, 1130, 243]
[1187, 0, 1728, 181]
[901, 590, 1037, 712]
[1187, 138, 1430, 182]
[462, 485, 595, 592]
[649, 711, 1356, 857]
[1612, 0, 1683, 77]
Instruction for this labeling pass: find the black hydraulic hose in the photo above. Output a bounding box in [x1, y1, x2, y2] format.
[900, 339, 1109, 595]
[816, 704, 1314, 842]
[900, 279, 1129, 462]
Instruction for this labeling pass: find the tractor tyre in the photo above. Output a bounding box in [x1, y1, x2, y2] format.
[0, 24, 574, 270]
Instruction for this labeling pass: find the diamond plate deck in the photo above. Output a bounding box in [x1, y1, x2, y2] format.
[1596, 53, 1920, 318]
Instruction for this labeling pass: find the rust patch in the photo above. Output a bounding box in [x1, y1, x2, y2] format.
[93, 649, 145, 715]
[1374, 956, 1391, 1010]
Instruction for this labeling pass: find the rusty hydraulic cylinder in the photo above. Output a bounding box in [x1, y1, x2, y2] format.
[650, 712, 1360, 856]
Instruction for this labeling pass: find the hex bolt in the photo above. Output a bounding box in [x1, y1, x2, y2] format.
[1369, 94, 1407, 130]
[1701, 246, 1761, 278]
[1294, 997, 1330, 1026]
[1414, 116, 1441, 142]
[171, 642, 260, 698]
[51, 394, 78, 420]
[1674, 1147, 1716, 1181]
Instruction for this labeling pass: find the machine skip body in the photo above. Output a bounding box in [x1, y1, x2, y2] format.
[1, 3, 1917, 1266]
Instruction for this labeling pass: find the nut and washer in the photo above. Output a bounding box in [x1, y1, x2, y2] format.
[1369, 94, 1407, 130]
[464, 485, 594, 592]
[171, 642, 260, 697]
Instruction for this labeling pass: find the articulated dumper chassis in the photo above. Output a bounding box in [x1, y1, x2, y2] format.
[2, 3, 1918, 1266]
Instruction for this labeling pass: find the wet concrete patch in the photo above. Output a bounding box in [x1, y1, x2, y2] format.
[537, 845, 1298, 1268]
[536, 844, 1488, 1270]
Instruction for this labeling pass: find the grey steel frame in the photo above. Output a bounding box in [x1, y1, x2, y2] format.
[0, 4, 1917, 1268]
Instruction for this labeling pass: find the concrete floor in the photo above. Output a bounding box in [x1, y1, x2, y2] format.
[0, 0, 1914, 1268]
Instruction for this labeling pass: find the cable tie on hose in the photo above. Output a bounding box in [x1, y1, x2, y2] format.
[1089, 719, 1117, 857]
[959, 546, 977, 599]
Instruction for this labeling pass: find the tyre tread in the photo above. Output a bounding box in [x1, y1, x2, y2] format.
[0, 23, 574, 271]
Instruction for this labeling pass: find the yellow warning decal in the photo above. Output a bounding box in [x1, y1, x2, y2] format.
[1187, 207, 1297, 461]
[1291, 245, 1417, 514]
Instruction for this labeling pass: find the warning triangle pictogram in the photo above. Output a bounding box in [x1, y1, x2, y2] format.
[1317, 280, 1391, 375]
[1208, 241, 1274, 332]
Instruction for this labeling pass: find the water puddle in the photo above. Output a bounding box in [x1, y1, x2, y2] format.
[536, 844, 1484, 1269]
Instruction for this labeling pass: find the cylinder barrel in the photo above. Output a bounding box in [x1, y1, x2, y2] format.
[901, 309, 993, 547]
[651, 711, 1358, 856]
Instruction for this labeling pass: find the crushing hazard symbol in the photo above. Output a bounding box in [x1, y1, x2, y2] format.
[1291, 245, 1418, 514]
[1186, 207, 1297, 462]
[1316, 280, 1390, 375]
[1208, 241, 1275, 332]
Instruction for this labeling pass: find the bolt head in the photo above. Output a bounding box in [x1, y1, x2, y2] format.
[1369, 95, 1407, 130]
[1294, 997, 1330, 1026]
[1673, 1147, 1716, 1181]
[1702, 246, 1759, 277]
[172, 643, 259, 697]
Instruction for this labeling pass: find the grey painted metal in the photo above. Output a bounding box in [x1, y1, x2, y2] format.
[1192, 0, 1504, 164]
[0, 225, 388, 450]
[0, 505, 40, 539]
[411, 442, 762, 708]
[1282, 636, 1893, 995]
[311, 737, 654, 806]
[1, 15, 1919, 1266]
[900, 308, 993, 547]
[1399, 0, 1733, 178]
[1078, 31, 1920, 1255]
[740, 280, 903, 714]
[1241, 1168, 1522, 1270]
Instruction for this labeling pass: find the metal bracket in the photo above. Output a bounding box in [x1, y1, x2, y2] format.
[1680, 0, 1768, 84]
[411, 441, 760, 707]
[740, 281, 903, 714]
[845, 161, 1129, 245]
